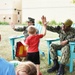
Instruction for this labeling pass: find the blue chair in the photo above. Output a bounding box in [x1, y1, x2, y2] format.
[46, 24, 75, 73]
[9, 24, 45, 60]
[35, 24, 45, 56]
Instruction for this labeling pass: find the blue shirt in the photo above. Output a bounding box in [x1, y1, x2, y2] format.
[0, 58, 16, 75]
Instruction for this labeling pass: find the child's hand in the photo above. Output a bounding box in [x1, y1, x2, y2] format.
[41, 15, 47, 27]
[41, 16, 46, 24]
[10, 22, 15, 30]
[21, 40, 28, 47]
[21, 40, 25, 46]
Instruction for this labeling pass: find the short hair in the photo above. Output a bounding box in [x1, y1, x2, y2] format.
[16, 61, 37, 75]
[27, 25, 37, 34]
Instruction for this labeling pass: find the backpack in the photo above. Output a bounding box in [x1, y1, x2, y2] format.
[15, 41, 27, 57]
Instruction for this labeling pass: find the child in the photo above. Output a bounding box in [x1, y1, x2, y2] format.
[22, 16, 47, 75]
[0, 34, 16, 75]
[16, 61, 37, 75]
[0, 58, 16, 75]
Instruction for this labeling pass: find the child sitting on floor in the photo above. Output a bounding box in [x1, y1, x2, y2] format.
[16, 61, 37, 75]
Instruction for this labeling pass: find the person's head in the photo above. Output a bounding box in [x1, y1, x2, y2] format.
[27, 17, 35, 26]
[27, 25, 37, 35]
[62, 19, 73, 31]
[16, 61, 37, 75]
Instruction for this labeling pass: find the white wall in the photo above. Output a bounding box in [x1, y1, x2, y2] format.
[0, 0, 13, 14]
[22, 0, 75, 23]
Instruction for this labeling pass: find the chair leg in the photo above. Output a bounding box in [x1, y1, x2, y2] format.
[48, 52, 51, 65]
[69, 58, 73, 73]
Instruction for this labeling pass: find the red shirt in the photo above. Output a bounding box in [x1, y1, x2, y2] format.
[25, 34, 43, 53]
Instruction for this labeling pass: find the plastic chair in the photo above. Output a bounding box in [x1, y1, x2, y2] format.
[9, 24, 45, 60]
[46, 24, 75, 73]
[56, 42, 75, 73]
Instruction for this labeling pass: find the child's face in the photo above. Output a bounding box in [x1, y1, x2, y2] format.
[17, 71, 28, 75]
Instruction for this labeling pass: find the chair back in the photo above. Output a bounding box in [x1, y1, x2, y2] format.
[35, 24, 42, 34]
[35, 24, 45, 56]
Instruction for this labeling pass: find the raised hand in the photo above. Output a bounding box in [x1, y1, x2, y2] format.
[41, 15, 47, 25]
[10, 22, 15, 30]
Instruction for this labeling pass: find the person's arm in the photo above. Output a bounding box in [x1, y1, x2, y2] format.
[60, 40, 68, 46]
[10, 22, 26, 32]
[8, 63, 16, 75]
[21, 40, 28, 47]
[10, 22, 15, 30]
[67, 28, 75, 42]
[46, 25, 61, 33]
[41, 15, 61, 33]
[43, 25, 46, 36]
[14, 26, 27, 32]
[60, 28, 75, 46]
[41, 16, 47, 36]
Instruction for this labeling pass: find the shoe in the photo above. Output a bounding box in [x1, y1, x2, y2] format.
[56, 64, 64, 75]
[47, 59, 59, 73]
[47, 65, 59, 73]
